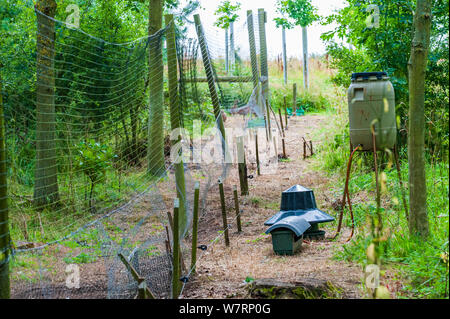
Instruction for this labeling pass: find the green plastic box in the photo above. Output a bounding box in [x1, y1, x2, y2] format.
[270, 229, 302, 255]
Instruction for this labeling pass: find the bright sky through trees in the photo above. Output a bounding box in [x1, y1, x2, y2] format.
[183, 0, 348, 58]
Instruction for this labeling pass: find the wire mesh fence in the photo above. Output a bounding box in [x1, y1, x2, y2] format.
[0, 4, 279, 299]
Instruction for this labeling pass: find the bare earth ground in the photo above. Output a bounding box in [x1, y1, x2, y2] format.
[181, 114, 363, 299]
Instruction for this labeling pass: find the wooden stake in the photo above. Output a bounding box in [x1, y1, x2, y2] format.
[218, 179, 230, 247]
[255, 131, 261, 176]
[233, 186, 242, 232]
[165, 226, 172, 255]
[278, 108, 287, 158]
[172, 198, 180, 298]
[190, 182, 200, 274]
[292, 83, 297, 113]
[266, 99, 272, 141]
[118, 253, 156, 299]
[283, 95, 288, 129]
[237, 137, 249, 196]
[303, 141, 307, 159]
[167, 211, 186, 274]
[264, 115, 269, 142]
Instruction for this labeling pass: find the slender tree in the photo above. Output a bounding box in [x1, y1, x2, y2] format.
[275, 0, 319, 90]
[408, 0, 432, 238]
[274, 17, 291, 85]
[214, 1, 241, 74]
[147, 0, 165, 177]
[34, 0, 59, 207]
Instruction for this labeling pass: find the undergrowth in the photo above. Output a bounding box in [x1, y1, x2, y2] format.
[312, 107, 449, 299]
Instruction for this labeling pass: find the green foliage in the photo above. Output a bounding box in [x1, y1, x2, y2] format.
[321, 0, 449, 156]
[74, 141, 116, 209]
[75, 141, 115, 187]
[320, 123, 449, 297]
[246, 233, 270, 244]
[275, 0, 320, 28]
[245, 276, 255, 283]
[213, 0, 241, 29]
[270, 85, 331, 114]
[64, 252, 97, 264]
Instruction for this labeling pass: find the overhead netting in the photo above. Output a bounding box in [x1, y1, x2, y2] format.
[2, 6, 229, 299]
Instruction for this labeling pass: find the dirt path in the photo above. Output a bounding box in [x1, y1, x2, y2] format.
[181, 114, 363, 299]
[10, 113, 363, 299]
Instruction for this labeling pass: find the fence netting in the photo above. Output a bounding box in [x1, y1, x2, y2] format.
[1, 5, 279, 299]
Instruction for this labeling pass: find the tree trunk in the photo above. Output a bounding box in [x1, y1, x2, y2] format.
[230, 21, 235, 73]
[408, 0, 432, 238]
[147, 0, 165, 176]
[282, 27, 288, 85]
[130, 106, 138, 165]
[225, 28, 229, 74]
[34, 0, 60, 207]
[301, 26, 309, 90]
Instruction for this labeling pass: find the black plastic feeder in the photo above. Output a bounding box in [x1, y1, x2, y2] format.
[265, 185, 335, 240]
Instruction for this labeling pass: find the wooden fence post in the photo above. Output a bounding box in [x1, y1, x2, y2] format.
[147, 0, 165, 176]
[258, 9, 269, 96]
[0, 63, 10, 299]
[218, 178, 230, 247]
[255, 131, 261, 176]
[190, 182, 200, 274]
[166, 14, 187, 235]
[233, 186, 242, 232]
[237, 136, 249, 196]
[193, 14, 226, 155]
[246, 10, 259, 89]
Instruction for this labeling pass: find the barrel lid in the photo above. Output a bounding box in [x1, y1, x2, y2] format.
[264, 209, 335, 226]
[265, 216, 311, 237]
[351, 72, 387, 80]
